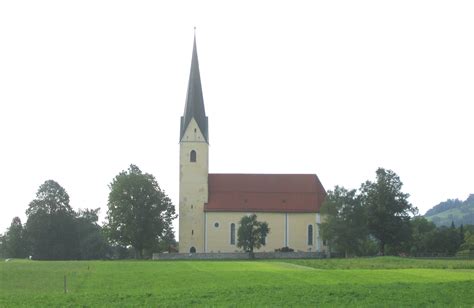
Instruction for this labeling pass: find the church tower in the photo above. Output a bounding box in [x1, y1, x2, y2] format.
[179, 34, 209, 253]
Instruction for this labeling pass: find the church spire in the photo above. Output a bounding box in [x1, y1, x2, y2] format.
[180, 32, 208, 143]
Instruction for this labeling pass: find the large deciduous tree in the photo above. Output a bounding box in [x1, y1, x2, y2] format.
[26, 180, 72, 216]
[237, 214, 269, 256]
[361, 168, 417, 255]
[320, 186, 369, 257]
[105, 165, 176, 258]
[25, 180, 80, 260]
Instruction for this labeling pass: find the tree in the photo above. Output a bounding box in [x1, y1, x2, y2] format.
[360, 168, 417, 255]
[237, 214, 269, 256]
[3, 217, 28, 258]
[460, 231, 474, 251]
[405, 217, 436, 255]
[320, 186, 369, 257]
[153, 226, 177, 253]
[75, 208, 109, 259]
[105, 165, 177, 259]
[25, 180, 80, 260]
[0, 233, 6, 258]
[26, 180, 72, 216]
[423, 226, 462, 255]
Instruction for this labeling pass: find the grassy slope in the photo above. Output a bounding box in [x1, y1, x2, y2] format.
[425, 207, 462, 218]
[0, 257, 473, 307]
[425, 202, 473, 226]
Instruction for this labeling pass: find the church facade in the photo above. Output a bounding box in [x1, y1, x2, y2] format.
[179, 36, 327, 254]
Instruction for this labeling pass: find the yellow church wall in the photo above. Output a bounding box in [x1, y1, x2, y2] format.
[204, 212, 325, 253]
[287, 213, 320, 252]
[205, 212, 285, 253]
[179, 118, 208, 253]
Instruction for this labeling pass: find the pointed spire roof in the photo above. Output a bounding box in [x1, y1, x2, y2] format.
[180, 32, 208, 143]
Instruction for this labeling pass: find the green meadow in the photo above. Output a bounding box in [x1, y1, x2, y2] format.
[1, 257, 473, 307]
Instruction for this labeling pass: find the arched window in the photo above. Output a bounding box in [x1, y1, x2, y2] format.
[307, 225, 313, 245]
[230, 223, 236, 245]
[190, 150, 196, 162]
[190, 246, 196, 253]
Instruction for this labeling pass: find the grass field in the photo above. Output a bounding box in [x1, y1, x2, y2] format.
[1, 257, 473, 307]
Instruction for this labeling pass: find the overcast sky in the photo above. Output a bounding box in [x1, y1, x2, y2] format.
[1, 1, 473, 234]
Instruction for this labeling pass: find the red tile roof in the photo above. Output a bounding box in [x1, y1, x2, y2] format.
[205, 174, 326, 213]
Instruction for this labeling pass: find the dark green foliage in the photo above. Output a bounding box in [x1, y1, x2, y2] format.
[107, 244, 136, 259]
[405, 217, 437, 254]
[26, 180, 73, 216]
[457, 228, 474, 257]
[2, 217, 28, 258]
[105, 165, 177, 258]
[460, 231, 474, 251]
[153, 228, 178, 253]
[320, 168, 469, 257]
[25, 180, 80, 260]
[75, 208, 109, 259]
[393, 217, 466, 256]
[22, 181, 109, 260]
[0, 234, 6, 258]
[2, 170, 175, 260]
[237, 214, 269, 253]
[361, 168, 417, 255]
[418, 226, 461, 256]
[320, 186, 370, 257]
[463, 224, 474, 234]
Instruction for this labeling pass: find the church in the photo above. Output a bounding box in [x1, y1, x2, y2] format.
[179, 36, 327, 254]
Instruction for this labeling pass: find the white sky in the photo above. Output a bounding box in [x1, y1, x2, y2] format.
[1, 1, 473, 234]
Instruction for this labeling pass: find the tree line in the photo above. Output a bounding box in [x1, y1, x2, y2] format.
[321, 168, 474, 257]
[2, 165, 472, 260]
[0, 165, 177, 260]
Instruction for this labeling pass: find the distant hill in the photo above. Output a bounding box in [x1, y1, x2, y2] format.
[424, 194, 474, 226]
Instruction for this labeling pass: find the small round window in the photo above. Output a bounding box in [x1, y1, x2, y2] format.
[214, 222, 219, 228]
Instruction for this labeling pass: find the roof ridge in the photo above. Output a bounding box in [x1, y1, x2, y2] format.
[209, 173, 318, 176]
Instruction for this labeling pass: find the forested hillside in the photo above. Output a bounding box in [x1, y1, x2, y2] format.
[425, 194, 474, 226]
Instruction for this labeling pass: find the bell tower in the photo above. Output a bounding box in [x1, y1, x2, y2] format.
[179, 33, 209, 253]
